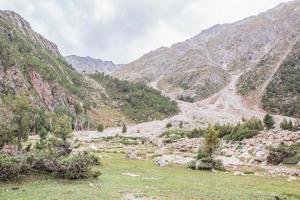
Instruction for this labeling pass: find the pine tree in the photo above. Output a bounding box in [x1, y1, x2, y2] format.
[122, 123, 127, 133]
[11, 95, 32, 150]
[203, 124, 220, 157]
[280, 118, 288, 130]
[263, 113, 275, 130]
[97, 124, 104, 132]
[52, 114, 72, 142]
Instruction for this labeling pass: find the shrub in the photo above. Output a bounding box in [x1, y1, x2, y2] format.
[203, 125, 219, 157]
[97, 124, 104, 132]
[187, 128, 202, 138]
[263, 113, 275, 130]
[54, 153, 101, 180]
[267, 143, 298, 165]
[122, 123, 127, 133]
[196, 148, 209, 160]
[216, 117, 263, 141]
[188, 158, 224, 171]
[165, 122, 172, 129]
[0, 153, 30, 181]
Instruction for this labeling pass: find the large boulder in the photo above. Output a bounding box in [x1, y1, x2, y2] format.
[126, 148, 138, 160]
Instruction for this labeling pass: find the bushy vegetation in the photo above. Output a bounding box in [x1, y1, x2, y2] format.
[161, 128, 203, 143]
[213, 117, 264, 141]
[267, 142, 300, 165]
[263, 113, 275, 130]
[188, 125, 224, 171]
[90, 73, 179, 122]
[0, 153, 30, 181]
[237, 53, 278, 96]
[262, 42, 300, 118]
[280, 119, 300, 131]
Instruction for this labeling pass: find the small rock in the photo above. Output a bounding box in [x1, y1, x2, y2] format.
[126, 148, 138, 160]
[287, 176, 297, 182]
[155, 158, 169, 167]
[122, 173, 140, 177]
[233, 171, 245, 176]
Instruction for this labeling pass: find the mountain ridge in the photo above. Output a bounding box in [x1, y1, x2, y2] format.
[65, 55, 122, 74]
[113, 0, 300, 117]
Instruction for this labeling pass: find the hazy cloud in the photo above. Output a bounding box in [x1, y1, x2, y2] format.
[0, 0, 289, 63]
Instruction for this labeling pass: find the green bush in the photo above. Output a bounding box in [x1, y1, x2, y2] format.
[0, 153, 30, 181]
[54, 153, 101, 180]
[188, 158, 224, 171]
[186, 128, 203, 138]
[263, 113, 275, 130]
[165, 122, 172, 129]
[213, 117, 263, 141]
[97, 124, 104, 132]
[267, 143, 299, 165]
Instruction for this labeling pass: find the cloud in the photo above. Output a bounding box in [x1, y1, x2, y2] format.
[0, 0, 289, 63]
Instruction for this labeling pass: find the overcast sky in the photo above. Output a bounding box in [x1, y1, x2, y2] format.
[0, 0, 289, 63]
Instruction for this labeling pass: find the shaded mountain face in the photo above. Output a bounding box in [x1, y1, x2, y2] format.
[65, 55, 121, 74]
[113, 0, 300, 104]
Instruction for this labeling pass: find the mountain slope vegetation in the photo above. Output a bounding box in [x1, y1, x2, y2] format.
[262, 41, 300, 118]
[90, 73, 179, 122]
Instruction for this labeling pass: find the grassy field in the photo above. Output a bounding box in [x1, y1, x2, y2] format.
[0, 153, 300, 200]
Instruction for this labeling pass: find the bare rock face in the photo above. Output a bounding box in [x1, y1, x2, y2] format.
[28, 70, 54, 110]
[114, 0, 300, 102]
[65, 55, 122, 74]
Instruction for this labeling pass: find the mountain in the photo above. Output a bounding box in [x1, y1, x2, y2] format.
[113, 0, 300, 117]
[65, 55, 121, 74]
[0, 10, 178, 126]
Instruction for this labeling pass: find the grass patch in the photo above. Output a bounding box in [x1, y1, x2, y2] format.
[1, 153, 299, 200]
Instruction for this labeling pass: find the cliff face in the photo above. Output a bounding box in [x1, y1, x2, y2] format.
[65, 55, 121, 74]
[113, 0, 300, 103]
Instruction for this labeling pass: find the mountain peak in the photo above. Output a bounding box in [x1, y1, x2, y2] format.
[65, 55, 121, 74]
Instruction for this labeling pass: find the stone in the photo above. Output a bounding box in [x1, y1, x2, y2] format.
[216, 156, 242, 166]
[126, 148, 138, 160]
[155, 158, 169, 167]
[233, 171, 245, 176]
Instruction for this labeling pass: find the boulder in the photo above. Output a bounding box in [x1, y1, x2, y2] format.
[155, 158, 169, 167]
[233, 171, 245, 176]
[126, 148, 138, 160]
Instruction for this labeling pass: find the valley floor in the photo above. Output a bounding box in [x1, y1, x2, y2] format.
[1, 153, 300, 200]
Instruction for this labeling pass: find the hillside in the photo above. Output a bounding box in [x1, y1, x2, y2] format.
[262, 41, 300, 118]
[90, 73, 179, 122]
[114, 0, 300, 117]
[65, 55, 121, 74]
[0, 10, 178, 127]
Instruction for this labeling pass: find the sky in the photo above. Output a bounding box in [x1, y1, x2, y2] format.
[0, 0, 290, 64]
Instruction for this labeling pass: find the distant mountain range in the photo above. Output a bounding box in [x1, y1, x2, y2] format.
[65, 55, 122, 74]
[113, 0, 300, 118]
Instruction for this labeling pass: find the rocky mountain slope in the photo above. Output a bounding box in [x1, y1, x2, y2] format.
[65, 55, 121, 74]
[114, 0, 300, 118]
[0, 10, 177, 126]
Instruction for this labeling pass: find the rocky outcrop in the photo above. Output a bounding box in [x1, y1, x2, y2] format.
[220, 130, 300, 165]
[65, 55, 121, 74]
[28, 70, 54, 110]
